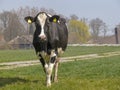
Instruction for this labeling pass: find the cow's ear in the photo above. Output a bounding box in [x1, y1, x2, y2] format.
[24, 16, 34, 24]
[49, 15, 60, 23]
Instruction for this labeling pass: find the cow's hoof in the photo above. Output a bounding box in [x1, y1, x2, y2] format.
[54, 78, 58, 83]
[54, 79, 58, 83]
[46, 83, 51, 87]
[54, 80, 58, 83]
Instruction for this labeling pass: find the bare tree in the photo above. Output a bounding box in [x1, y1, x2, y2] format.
[40, 7, 48, 13]
[0, 11, 10, 30]
[89, 18, 107, 41]
[17, 6, 39, 35]
[3, 11, 25, 41]
[48, 8, 56, 15]
[70, 14, 79, 20]
[116, 23, 120, 30]
[102, 23, 108, 38]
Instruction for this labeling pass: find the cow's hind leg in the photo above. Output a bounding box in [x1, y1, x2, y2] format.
[54, 58, 59, 82]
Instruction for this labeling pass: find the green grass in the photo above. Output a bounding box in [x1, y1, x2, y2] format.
[63, 46, 120, 57]
[0, 46, 120, 62]
[0, 49, 37, 63]
[0, 55, 120, 90]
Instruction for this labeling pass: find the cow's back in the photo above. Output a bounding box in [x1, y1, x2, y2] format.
[57, 18, 68, 51]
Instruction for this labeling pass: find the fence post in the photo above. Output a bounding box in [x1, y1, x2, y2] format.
[115, 27, 119, 44]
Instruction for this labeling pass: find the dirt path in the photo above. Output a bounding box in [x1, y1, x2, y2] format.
[0, 51, 120, 70]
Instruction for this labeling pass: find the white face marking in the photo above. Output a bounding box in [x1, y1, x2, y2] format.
[37, 13, 47, 37]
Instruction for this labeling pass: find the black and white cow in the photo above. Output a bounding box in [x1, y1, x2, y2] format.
[24, 12, 68, 87]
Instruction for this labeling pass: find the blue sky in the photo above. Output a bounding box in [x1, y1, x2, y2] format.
[0, 0, 120, 29]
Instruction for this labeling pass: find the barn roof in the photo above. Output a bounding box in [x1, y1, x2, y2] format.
[8, 35, 33, 45]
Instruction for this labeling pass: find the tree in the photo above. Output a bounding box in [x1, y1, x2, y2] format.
[29, 23, 35, 35]
[3, 11, 25, 41]
[116, 23, 120, 30]
[17, 6, 39, 35]
[102, 23, 108, 38]
[89, 18, 107, 40]
[48, 8, 56, 15]
[0, 11, 10, 30]
[68, 19, 90, 43]
[70, 14, 79, 20]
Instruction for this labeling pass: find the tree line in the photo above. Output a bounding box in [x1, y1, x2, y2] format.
[0, 6, 118, 44]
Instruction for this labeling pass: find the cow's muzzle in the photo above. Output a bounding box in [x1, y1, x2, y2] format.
[39, 35, 47, 41]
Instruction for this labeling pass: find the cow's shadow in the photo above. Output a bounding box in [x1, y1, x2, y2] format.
[0, 77, 39, 87]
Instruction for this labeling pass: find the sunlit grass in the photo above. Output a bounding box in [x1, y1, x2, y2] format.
[0, 55, 120, 90]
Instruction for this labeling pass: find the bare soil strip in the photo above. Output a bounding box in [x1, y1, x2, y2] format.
[0, 51, 120, 70]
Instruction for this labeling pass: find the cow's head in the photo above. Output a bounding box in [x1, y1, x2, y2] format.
[24, 12, 60, 42]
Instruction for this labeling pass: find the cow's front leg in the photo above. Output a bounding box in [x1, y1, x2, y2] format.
[46, 63, 54, 87]
[46, 50, 56, 87]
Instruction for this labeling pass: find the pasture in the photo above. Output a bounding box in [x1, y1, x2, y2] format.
[0, 46, 120, 90]
[0, 46, 120, 62]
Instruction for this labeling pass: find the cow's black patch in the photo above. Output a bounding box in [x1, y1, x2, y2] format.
[50, 56, 56, 63]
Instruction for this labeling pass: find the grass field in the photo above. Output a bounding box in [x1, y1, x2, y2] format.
[0, 55, 120, 90]
[0, 46, 120, 90]
[0, 46, 120, 62]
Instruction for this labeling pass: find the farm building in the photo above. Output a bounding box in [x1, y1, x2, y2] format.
[8, 35, 33, 49]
